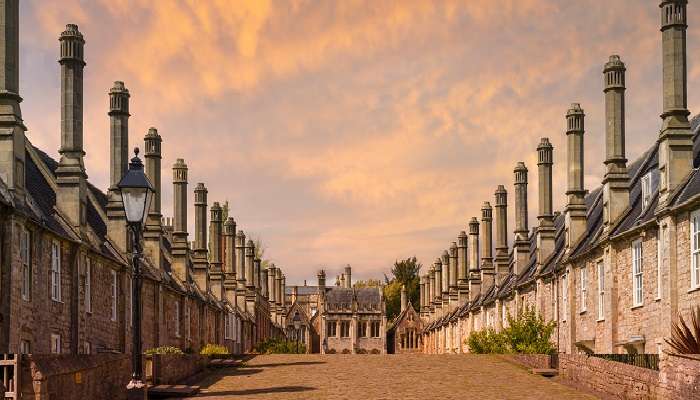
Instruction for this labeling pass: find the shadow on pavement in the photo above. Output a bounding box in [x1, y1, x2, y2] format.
[195, 386, 316, 397]
[247, 361, 326, 368]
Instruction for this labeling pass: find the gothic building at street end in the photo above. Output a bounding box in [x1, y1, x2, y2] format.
[420, 0, 700, 356]
[0, 0, 290, 355]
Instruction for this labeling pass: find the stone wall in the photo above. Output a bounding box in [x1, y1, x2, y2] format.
[19, 354, 131, 400]
[657, 352, 700, 399]
[559, 354, 660, 400]
[500, 354, 553, 370]
[146, 354, 209, 385]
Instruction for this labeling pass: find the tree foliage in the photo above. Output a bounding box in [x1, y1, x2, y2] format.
[666, 306, 700, 354]
[383, 257, 422, 320]
[354, 279, 382, 288]
[467, 307, 556, 355]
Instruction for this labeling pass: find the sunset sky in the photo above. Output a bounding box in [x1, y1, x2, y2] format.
[18, 1, 700, 284]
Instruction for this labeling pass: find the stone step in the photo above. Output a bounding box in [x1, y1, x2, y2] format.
[531, 368, 558, 377]
[147, 384, 200, 398]
[209, 359, 239, 368]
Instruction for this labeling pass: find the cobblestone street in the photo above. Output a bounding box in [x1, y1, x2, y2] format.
[189, 354, 597, 399]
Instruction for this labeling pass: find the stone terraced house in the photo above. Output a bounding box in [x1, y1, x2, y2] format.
[0, 1, 288, 356]
[284, 266, 387, 354]
[421, 0, 700, 356]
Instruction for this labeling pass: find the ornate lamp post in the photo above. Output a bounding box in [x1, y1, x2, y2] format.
[293, 312, 302, 354]
[118, 148, 154, 400]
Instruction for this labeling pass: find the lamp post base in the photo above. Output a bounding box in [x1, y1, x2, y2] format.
[127, 380, 147, 400]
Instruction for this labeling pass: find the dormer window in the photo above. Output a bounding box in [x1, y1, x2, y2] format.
[641, 172, 652, 210]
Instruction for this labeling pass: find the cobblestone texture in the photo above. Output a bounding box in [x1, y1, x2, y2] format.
[189, 354, 597, 399]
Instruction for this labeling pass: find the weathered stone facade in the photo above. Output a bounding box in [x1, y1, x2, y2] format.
[0, 0, 288, 357]
[421, 0, 700, 357]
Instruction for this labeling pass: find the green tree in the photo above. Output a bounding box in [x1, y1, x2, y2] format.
[383, 257, 422, 319]
[354, 279, 382, 288]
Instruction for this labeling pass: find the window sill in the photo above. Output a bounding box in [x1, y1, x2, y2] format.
[631, 304, 644, 310]
[654, 297, 661, 302]
[596, 318, 605, 323]
[52, 299, 64, 304]
[579, 310, 587, 315]
[688, 286, 700, 294]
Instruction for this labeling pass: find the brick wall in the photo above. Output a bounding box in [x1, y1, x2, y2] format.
[559, 354, 660, 400]
[20, 354, 131, 400]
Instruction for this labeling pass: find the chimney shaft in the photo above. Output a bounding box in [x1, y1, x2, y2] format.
[209, 202, 223, 266]
[429, 267, 435, 307]
[401, 285, 407, 312]
[344, 265, 352, 289]
[457, 231, 468, 286]
[468, 217, 481, 299]
[480, 202, 495, 288]
[109, 82, 130, 190]
[602, 55, 630, 228]
[55, 24, 87, 229]
[658, 1, 693, 203]
[144, 127, 162, 218]
[565, 104, 588, 251]
[171, 159, 189, 282]
[514, 162, 529, 241]
[419, 276, 425, 311]
[441, 251, 450, 296]
[536, 138, 556, 271]
[223, 218, 236, 275]
[0, 0, 26, 197]
[194, 183, 208, 253]
[267, 264, 277, 303]
[317, 269, 326, 289]
[494, 185, 509, 285]
[245, 239, 255, 288]
[275, 268, 283, 306]
[449, 242, 458, 289]
[261, 267, 268, 298]
[142, 126, 164, 266]
[433, 259, 442, 303]
[253, 258, 261, 290]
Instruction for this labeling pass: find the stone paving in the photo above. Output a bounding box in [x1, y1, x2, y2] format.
[188, 354, 598, 399]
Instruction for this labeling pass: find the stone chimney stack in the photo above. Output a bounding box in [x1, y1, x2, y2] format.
[339, 274, 346, 289]
[254, 257, 261, 291]
[433, 258, 443, 308]
[537, 138, 556, 271]
[275, 268, 283, 306]
[602, 55, 630, 230]
[261, 266, 269, 299]
[565, 104, 588, 252]
[209, 202, 224, 299]
[441, 250, 450, 299]
[245, 240, 255, 289]
[658, 1, 693, 205]
[513, 162, 529, 275]
[401, 285, 407, 312]
[429, 266, 436, 309]
[449, 242, 458, 291]
[105, 82, 130, 251]
[267, 264, 277, 304]
[282, 275, 287, 308]
[494, 185, 509, 285]
[419, 276, 425, 312]
[143, 127, 163, 266]
[0, 0, 27, 199]
[344, 265, 352, 289]
[318, 269, 326, 289]
[480, 202, 495, 289]
[171, 159, 189, 282]
[223, 217, 237, 305]
[235, 231, 246, 289]
[468, 217, 481, 299]
[56, 24, 87, 230]
[192, 183, 209, 290]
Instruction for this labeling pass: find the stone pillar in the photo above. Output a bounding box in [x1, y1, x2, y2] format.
[245, 240, 255, 289]
[400, 285, 407, 312]
[344, 265, 352, 289]
[223, 217, 237, 306]
[602, 55, 630, 229]
[494, 185, 509, 285]
[658, 0, 693, 205]
[192, 183, 209, 291]
[0, 0, 26, 199]
[106, 81, 129, 252]
[143, 127, 163, 266]
[468, 217, 481, 300]
[536, 138, 556, 272]
[171, 159, 189, 283]
[565, 104, 588, 252]
[480, 202, 495, 289]
[55, 24, 87, 230]
[209, 202, 224, 300]
[513, 162, 529, 275]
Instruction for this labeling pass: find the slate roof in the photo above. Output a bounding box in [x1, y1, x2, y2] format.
[324, 287, 382, 312]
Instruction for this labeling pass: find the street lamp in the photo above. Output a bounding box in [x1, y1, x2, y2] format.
[292, 312, 302, 354]
[118, 148, 154, 400]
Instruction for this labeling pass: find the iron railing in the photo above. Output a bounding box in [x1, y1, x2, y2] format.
[592, 353, 660, 371]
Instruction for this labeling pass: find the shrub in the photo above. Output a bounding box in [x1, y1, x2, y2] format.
[341, 349, 351, 354]
[370, 349, 381, 354]
[466, 307, 556, 355]
[666, 306, 700, 354]
[200, 344, 230, 357]
[355, 348, 368, 354]
[145, 346, 183, 355]
[254, 338, 306, 354]
[326, 349, 337, 354]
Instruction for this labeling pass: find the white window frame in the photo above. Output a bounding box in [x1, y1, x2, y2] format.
[85, 258, 92, 313]
[562, 273, 568, 322]
[340, 320, 350, 338]
[327, 321, 337, 337]
[50, 241, 61, 302]
[657, 226, 665, 300]
[20, 228, 31, 301]
[580, 267, 587, 313]
[110, 270, 118, 321]
[50, 333, 61, 354]
[641, 172, 652, 210]
[371, 321, 381, 338]
[691, 210, 700, 290]
[19, 340, 30, 354]
[84, 341, 91, 355]
[174, 300, 181, 338]
[597, 261, 605, 321]
[632, 239, 644, 307]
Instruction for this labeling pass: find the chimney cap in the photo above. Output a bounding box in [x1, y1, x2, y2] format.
[236, 230, 246, 238]
[60, 24, 84, 40]
[495, 184, 507, 194]
[195, 182, 207, 191]
[458, 230, 467, 238]
[482, 201, 492, 210]
[211, 201, 222, 210]
[434, 258, 442, 268]
[450, 241, 457, 249]
[173, 158, 187, 168]
[566, 103, 584, 116]
[224, 217, 236, 226]
[537, 137, 553, 150]
[514, 161, 528, 172]
[145, 127, 161, 138]
[469, 216, 479, 225]
[109, 81, 129, 95]
[246, 239, 254, 247]
[604, 54, 626, 72]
